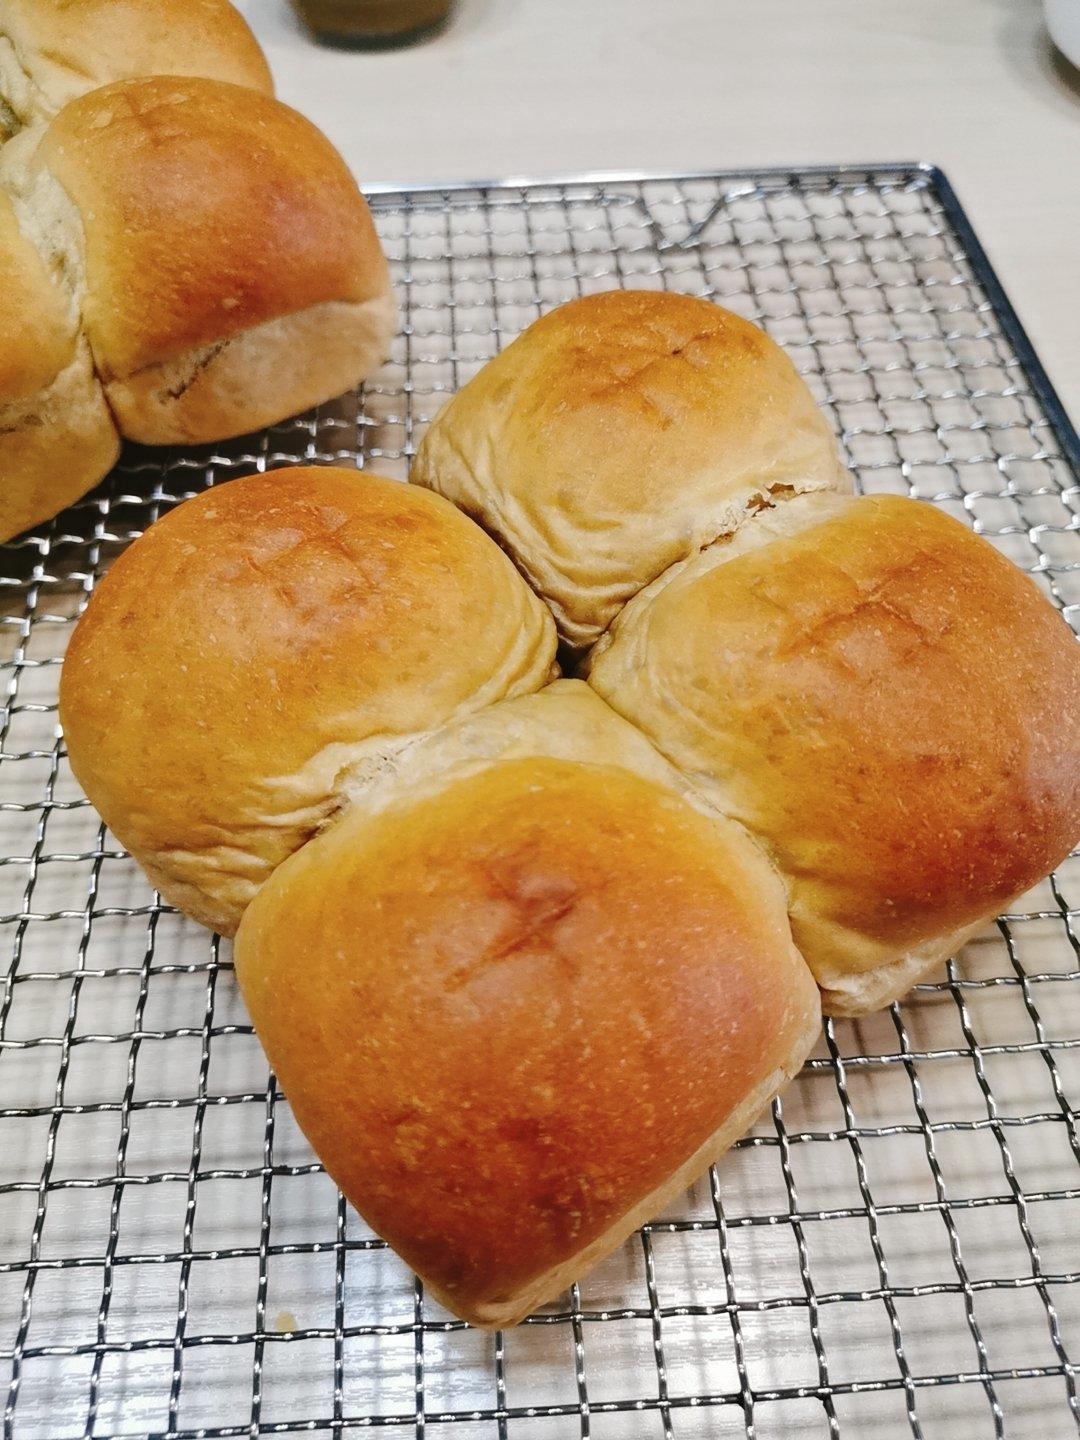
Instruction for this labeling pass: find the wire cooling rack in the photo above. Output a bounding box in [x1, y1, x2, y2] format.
[1, 164, 1078, 1440]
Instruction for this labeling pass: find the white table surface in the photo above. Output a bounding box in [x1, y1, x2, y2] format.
[237, 0, 1080, 428]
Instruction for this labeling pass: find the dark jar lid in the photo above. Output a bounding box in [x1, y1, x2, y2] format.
[291, 0, 453, 47]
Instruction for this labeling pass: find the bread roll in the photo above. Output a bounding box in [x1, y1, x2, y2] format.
[2, 77, 395, 446]
[411, 290, 849, 647]
[0, 187, 118, 539]
[59, 468, 556, 936]
[234, 688, 820, 1327]
[587, 492, 1080, 1014]
[0, 0, 272, 137]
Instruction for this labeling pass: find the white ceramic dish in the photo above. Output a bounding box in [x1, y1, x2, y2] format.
[1046, 0, 1080, 66]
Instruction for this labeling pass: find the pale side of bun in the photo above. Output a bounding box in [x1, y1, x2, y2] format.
[59, 468, 557, 936]
[331, 677, 746, 829]
[588, 492, 1080, 1012]
[815, 921, 992, 1017]
[0, 336, 120, 540]
[0, 0, 272, 136]
[0, 187, 118, 540]
[234, 753, 820, 1328]
[0, 184, 69, 393]
[18, 77, 394, 443]
[583, 488, 858, 666]
[0, 123, 88, 308]
[411, 290, 849, 647]
[106, 293, 397, 446]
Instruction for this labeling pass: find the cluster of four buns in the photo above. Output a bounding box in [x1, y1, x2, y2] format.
[61, 457, 821, 1326]
[60, 291, 1080, 1327]
[0, 0, 393, 540]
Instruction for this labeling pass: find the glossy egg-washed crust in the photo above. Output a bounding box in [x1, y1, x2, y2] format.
[412, 289, 849, 647]
[235, 753, 820, 1328]
[60, 468, 822, 1327]
[23, 77, 394, 443]
[60, 292, 1080, 1326]
[588, 491, 1080, 1012]
[0, 5, 394, 538]
[59, 469, 557, 936]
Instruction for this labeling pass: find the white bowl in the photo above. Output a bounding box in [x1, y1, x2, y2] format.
[1046, 0, 1080, 67]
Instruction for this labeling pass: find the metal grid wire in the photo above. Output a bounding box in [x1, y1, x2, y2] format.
[1, 164, 1078, 1440]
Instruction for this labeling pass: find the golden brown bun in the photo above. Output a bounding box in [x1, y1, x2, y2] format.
[411, 290, 848, 647]
[234, 747, 820, 1327]
[0, 187, 119, 540]
[17, 77, 394, 444]
[59, 468, 556, 936]
[588, 492, 1080, 1014]
[0, 71, 394, 532]
[0, 0, 272, 136]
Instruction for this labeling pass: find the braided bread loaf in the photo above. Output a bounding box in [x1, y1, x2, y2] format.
[60, 294, 1080, 1326]
[0, 0, 393, 541]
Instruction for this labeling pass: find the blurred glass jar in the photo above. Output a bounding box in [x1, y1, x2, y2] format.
[290, 0, 453, 46]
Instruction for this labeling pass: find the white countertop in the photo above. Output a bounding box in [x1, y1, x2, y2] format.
[239, 0, 1080, 426]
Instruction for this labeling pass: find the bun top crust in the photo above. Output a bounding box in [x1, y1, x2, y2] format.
[235, 753, 818, 1325]
[36, 77, 389, 380]
[588, 493, 1080, 975]
[412, 290, 847, 646]
[0, 0, 272, 131]
[59, 468, 556, 935]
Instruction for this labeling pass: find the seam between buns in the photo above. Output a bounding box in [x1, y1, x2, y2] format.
[0, 29, 47, 136]
[250, 632, 560, 882]
[583, 671, 797, 922]
[0, 152, 125, 457]
[564, 481, 835, 652]
[0, 331, 113, 435]
[0, 149, 114, 439]
[414, 425, 583, 638]
[320, 662, 562, 828]
[582, 478, 841, 666]
[632, 478, 808, 609]
[0, 150, 88, 315]
[0, 90, 17, 138]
